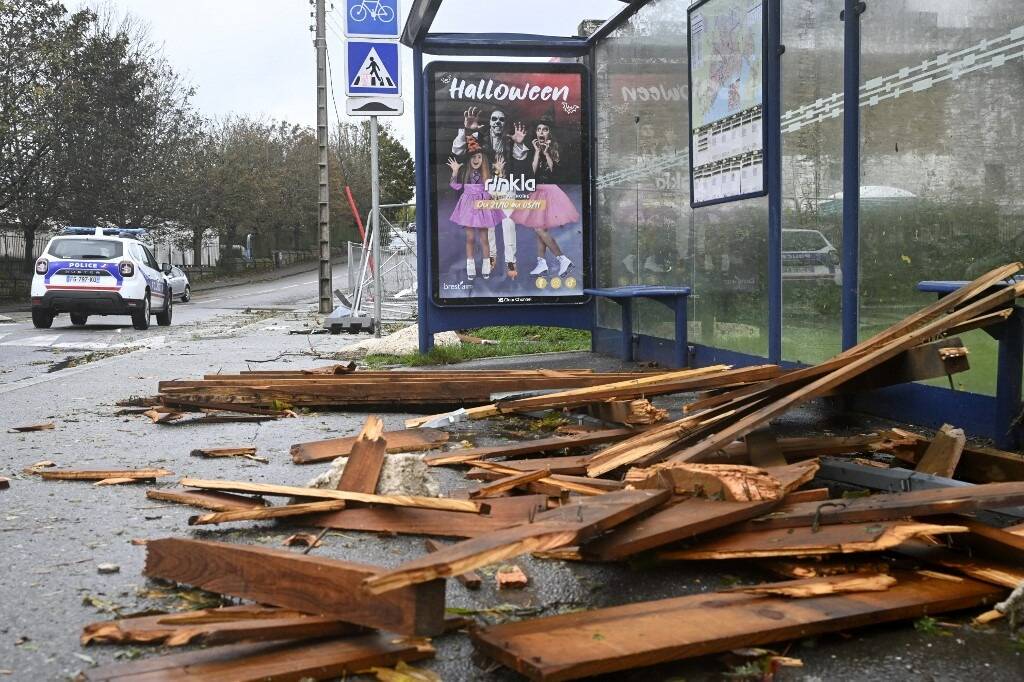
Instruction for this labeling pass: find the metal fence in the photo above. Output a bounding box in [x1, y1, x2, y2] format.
[344, 203, 417, 321]
[0, 231, 52, 262]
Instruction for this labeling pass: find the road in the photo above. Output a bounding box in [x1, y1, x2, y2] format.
[1, 268, 1023, 681]
[0, 268, 331, 389]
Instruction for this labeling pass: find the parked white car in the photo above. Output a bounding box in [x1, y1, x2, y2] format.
[165, 265, 192, 302]
[30, 227, 173, 330]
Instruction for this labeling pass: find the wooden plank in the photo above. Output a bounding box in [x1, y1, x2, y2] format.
[471, 570, 1003, 682]
[178, 477, 485, 513]
[723, 573, 897, 598]
[145, 489, 269, 513]
[915, 424, 966, 478]
[424, 429, 637, 467]
[659, 522, 966, 560]
[890, 435, 1024, 484]
[825, 338, 970, 395]
[932, 515, 1024, 565]
[336, 416, 387, 493]
[306, 495, 548, 538]
[464, 455, 591, 477]
[741, 482, 1024, 531]
[362, 489, 671, 594]
[581, 497, 778, 561]
[893, 538, 1024, 588]
[624, 460, 819, 502]
[292, 428, 449, 464]
[406, 365, 781, 427]
[783, 487, 829, 503]
[80, 633, 433, 682]
[424, 539, 482, 589]
[744, 428, 786, 467]
[144, 538, 446, 636]
[37, 469, 172, 481]
[470, 468, 552, 498]
[188, 500, 348, 526]
[81, 605, 363, 647]
[471, 461, 610, 496]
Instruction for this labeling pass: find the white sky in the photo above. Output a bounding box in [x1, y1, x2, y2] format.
[90, 0, 625, 147]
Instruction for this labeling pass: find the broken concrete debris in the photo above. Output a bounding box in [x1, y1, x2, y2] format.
[72, 264, 1024, 679]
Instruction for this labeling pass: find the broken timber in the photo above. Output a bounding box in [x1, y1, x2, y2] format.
[145, 489, 269, 513]
[177, 478, 485, 513]
[292, 427, 449, 464]
[336, 416, 387, 493]
[188, 500, 348, 526]
[144, 538, 446, 636]
[471, 571, 1002, 681]
[915, 424, 966, 478]
[35, 469, 172, 482]
[424, 428, 638, 467]
[362, 489, 671, 594]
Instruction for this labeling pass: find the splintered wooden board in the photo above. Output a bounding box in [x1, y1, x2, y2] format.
[80, 633, 433, 681]
[424, 429, 637, 466]
[471, 571, 1003, 681]
[291, 428, 449, 464]
[145, 489, 269, 513]
[144, 539, 446, 636]
[306, 495, 549, 538]
[362, 489, 671, 594]
[581, 497, 778, 561]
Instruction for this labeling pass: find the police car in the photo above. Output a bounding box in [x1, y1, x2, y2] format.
[30, 227, 173, 330]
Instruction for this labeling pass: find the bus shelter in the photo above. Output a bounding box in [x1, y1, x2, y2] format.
[402, 0, 1024, 447]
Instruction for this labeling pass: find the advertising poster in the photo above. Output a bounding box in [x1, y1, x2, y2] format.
[427, 62, 589, 306]
[688, 0, 766, 207]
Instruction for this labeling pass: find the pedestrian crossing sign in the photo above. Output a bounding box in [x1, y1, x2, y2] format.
[346, 40, 401, 97]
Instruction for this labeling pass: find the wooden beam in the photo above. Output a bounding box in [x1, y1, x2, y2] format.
[144, 538, 447, 636]
[424, 429, 637, 467]
[915, 424, 966, 478]
[292, 428, 449, 464]
[659, 522, 966, 560]
[306, 495, 548, 539]
[424, 539, 482, 589]
[362, 489, 671, 594]
[581, 497, 779, 561]
[188, 500, 348, 526]
[145, 489, 269, 513]
[470, 468, 552, 498]
[723, 573, 897, 598]
[741, 482, 1024, 531]
[81, 605, 364, 647]
[80, 633, 433, 682]
[178, 477, 485, 513]
[893, 538, 1024, 589]
[36, 469, 172, 481]
[471, 571, 1003, 681]
[336, 416, 387, 493]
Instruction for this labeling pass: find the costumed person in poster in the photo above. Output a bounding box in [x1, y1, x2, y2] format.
[512, 115, 580, 277]
[452, 107, 530, 278]
[447, 136, 504, 281]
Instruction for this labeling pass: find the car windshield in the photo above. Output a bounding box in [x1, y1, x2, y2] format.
[783, 231, 829, 252]
[48, 238, 123, 260]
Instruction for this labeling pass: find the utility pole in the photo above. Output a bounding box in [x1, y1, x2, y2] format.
[315, 0, 332, 314]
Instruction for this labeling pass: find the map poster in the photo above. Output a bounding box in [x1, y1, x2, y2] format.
[688, 0, 767, 207]
[426, 62, 589, 306]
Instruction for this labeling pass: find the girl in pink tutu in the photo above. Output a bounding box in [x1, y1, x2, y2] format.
[447, 137, 504, 280]
[511, 118, 580, 277]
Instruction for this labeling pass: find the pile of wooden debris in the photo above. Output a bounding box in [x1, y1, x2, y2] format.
[76, 264, 1024, 681]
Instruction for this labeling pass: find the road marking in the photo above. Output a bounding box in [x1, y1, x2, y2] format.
[1, 334, 59, 347]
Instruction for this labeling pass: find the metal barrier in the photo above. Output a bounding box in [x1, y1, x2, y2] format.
[344, 203, 417, 321]
[0, 231, 52, 261]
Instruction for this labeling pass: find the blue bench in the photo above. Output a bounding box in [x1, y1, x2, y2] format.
[585, 285, 692, 368]
[918, 280, 1023, 449]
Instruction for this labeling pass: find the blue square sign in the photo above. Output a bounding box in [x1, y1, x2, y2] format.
[344, 0, 400, 39]
[346, 40, 401, 97]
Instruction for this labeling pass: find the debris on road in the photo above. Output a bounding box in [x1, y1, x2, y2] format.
[31, 468, 173, 483]
[68, 266, 1024, 679]
[96, 563, 120, 575]
[190, 447, 269, 464]
[0, 477, 8, 490]
[8, 422, 55, 433]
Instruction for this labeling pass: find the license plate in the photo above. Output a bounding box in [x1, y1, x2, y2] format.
[67, 275, 101, 284]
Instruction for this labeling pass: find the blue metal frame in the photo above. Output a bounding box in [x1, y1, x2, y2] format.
[765, 0, 783, 364]
[840, 0, 863, 351]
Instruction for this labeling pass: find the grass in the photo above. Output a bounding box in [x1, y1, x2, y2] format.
[363, 325, 590, 367]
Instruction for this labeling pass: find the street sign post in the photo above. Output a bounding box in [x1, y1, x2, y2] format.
[344, 0, 401, 39]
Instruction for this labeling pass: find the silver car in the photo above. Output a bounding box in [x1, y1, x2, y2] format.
[165, 265, 192, 302]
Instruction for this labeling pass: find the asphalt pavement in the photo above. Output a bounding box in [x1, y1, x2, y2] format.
[0, 272, 1022, 681]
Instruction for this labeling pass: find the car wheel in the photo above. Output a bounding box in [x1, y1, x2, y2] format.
[32, 309, 54, 329]
[156, 293, 172, 327]
[70, 313, 88, 326]
[181, 285, 190, 303]
[132, 294, 151, 330]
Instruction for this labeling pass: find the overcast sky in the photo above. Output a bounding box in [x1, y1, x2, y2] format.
[92, 0, 624, 147]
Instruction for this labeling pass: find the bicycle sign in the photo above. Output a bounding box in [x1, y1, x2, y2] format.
[343, 0, 400, 39]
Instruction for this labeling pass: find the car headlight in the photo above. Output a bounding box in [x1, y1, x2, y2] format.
[35, 258, 48, 275]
